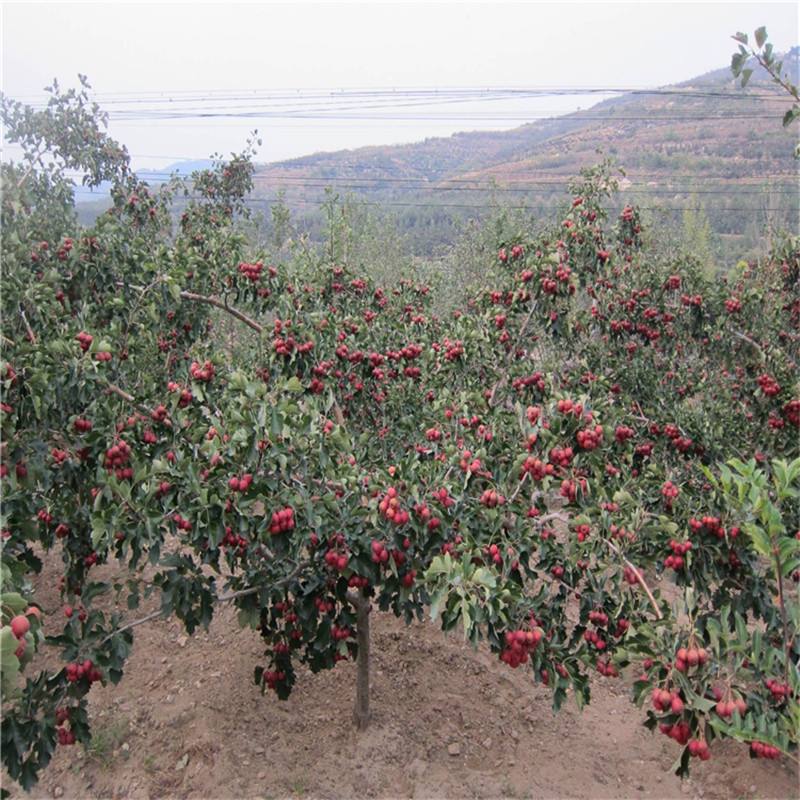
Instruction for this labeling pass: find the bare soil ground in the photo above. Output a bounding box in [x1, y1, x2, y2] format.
[10, 555, 799, 800]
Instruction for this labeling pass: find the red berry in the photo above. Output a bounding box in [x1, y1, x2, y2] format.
[10, 615, 30, 639]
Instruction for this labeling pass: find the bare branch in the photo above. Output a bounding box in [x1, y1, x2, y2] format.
[104, 382, 172, 427]
[101, 559, 311, 644]
[19, 307, 36, 344]
[530, 509, 663, 620]
[734, 330, 798, 371]
[116, 280, 264, 335]
[604, 538, 663, 620]
[179, 290, 263, 334]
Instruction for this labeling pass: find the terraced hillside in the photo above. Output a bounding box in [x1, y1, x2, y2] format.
[249, 52, 798, 258]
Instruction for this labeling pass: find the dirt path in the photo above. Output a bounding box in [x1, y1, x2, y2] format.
[11, 555, 799, 800]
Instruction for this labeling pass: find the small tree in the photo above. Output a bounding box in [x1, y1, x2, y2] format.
[1, 80, 797, 795]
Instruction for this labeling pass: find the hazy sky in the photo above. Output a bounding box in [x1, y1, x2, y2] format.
[2, 1, 798, 169]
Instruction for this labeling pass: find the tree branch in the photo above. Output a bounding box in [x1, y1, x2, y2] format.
[604, 538, 663, 620]
[179, 290, 263, 334]
[116, 280, 265, 335]
[104, 382, 172, 427]
[102, 559, 311, 643]
[509, 472, 529, 504]
[530, 509, 663, 620]
[19, 307, 36, 344]
[734, 330, 798, 371]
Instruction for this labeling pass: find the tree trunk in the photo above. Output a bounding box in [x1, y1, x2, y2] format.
[353, 590, 371, 730]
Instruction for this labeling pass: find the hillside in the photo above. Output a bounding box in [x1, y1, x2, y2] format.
[248, 52, 799, 257]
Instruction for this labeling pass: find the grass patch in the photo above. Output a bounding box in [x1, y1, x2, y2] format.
[83, 716, 131, 768]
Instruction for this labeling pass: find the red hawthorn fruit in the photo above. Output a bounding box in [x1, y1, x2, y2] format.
[10, 615, 30, 639]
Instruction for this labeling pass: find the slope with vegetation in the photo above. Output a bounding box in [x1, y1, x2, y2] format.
[247, 50, 798, 261]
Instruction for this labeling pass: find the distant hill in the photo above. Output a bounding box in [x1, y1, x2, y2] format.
[246, 51, 799, 256]
[75, 53, 799, 258]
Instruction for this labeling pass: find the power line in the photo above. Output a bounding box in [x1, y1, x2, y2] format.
[14, 85, 791, 103]
[63, 170, 799, 196]
[102, 110, 788, 122]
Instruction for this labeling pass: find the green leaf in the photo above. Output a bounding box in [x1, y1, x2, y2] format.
[471, 567, 497, 590]
[460, 597, 472, 637]
[91, 518, 108, 548]
[754, 26, 767, 49]
[0, 594, 27, 615]
[285, 377, 304, 393]
[0, 626, 19, 656]
[740, 68, 753, 88]
[752, 629, 762, 663]
[782, 106, 800, 128]
[429, 589, 446, 622]
[744, 523, 771, 558]
[612, 490, 634, 506]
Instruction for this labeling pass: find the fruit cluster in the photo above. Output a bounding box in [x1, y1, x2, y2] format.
[576, 424, 603, 450]
[714, 693, 747, 718]
[499, 628, 542, 668]
[484, 543, 503, 566]
[764, 677, 791, 702]
[674, 645, 708, 672]
[756, 373, 781, 397]
[664, 539, 692, 570]
[167, 381, 193, 407]
[75, 331, 93, 352]
[687, 738, 711, 760]
[269, 507, 295, 535]
[520, 456, 553, 481]
[238, 260, 263, 281]
[651, 687, 685, 714]
[370, 540, 389, 564]
[55, 708, 76, 746]
[331, 624, 352, 641]
[228, 473, 253, 493]
[459, 450, 482, 474]
[661, 481, 680, 503]
[614, 425, 635, 443]
[479, 489, 505, 508]
[750, 741, 781, 759]
[658, 720, 691, 745]
[588, 609, 608, 627]
[65, 659, 102, 685]
[583, 628, 607, 651]
[262, 669, 286, 692]
[172, 514, 192, 532]
[190, 360, 215, 382]
[688, 515, 736, 540]
[325, 548, 349, 570]
[556, 398, 582, 416]
[314, 597, 334, 614]
[378, 487, 409, 525]
[103, 440, 133, 480]
[549, 446, 574, 468]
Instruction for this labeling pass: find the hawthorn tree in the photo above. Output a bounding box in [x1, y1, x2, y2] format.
[0, 80, 798, 794]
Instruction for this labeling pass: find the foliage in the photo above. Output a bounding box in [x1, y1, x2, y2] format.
[1, 81, 798, 793]
[732, 26, 800, 156]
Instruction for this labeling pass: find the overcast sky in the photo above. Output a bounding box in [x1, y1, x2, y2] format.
[2, 2, 798, 169]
